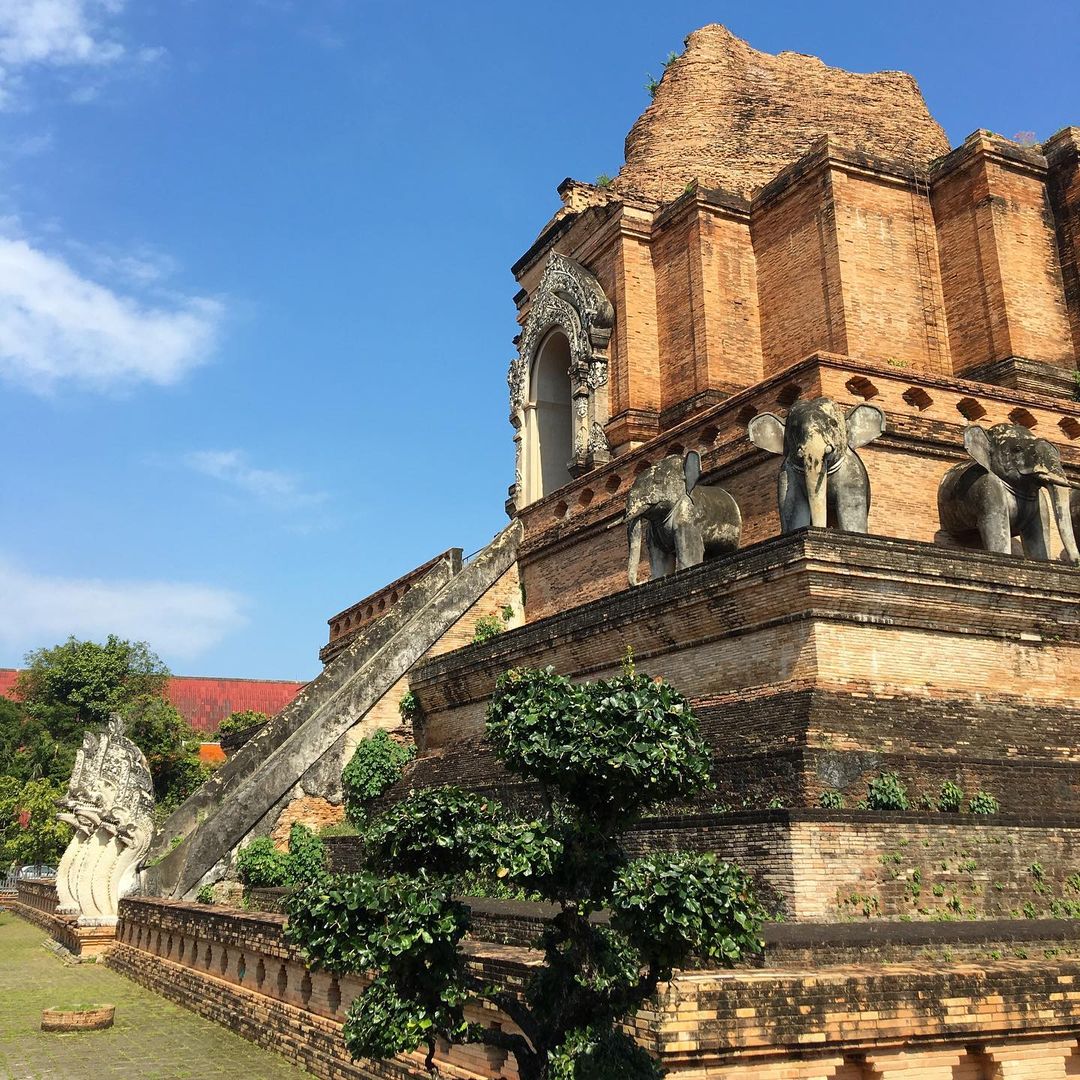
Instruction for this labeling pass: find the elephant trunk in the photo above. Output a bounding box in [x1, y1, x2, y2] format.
[627, 515, 644, 586]
[1049, 483, 1080, 565]
[802, 438, 829, 529]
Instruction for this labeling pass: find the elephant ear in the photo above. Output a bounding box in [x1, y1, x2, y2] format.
[747, 413, 785, 455]
[683, 450, 701, 495]
[845, 404, 886, 449]
[963, 425, 993, 473]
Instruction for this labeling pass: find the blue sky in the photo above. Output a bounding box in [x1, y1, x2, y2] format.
[0, 0, 1076, 680]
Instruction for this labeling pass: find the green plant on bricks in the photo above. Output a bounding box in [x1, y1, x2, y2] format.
[969, 791, 1000, 815]
[285, 659, 763, 1080]
[235, 824, 328, 889]
[342, 730, 417, 827]
[866, 772, 909, 811]
[938, 780, 964, 813]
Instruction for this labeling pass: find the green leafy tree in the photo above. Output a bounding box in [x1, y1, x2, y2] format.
[0, 697, 75, 784]
[286, 661, 763, 1079]
[120, 696, 211, 811]
[0, 776, 72, 868]
[7, 637, 212, 815]
[17, 636, 168, 726]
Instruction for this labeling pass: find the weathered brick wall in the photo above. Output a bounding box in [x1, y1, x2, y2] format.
[419, 531, 1080, 746]
[692, 201, 763, 402]
[630, 811, 1080, 922]
[831, 165, 951, 374]
[1047, 128, 1080, 359]
[516, 133, 1077, 483]
[418, 563, 522, 661]
[753, 161, 845, 374]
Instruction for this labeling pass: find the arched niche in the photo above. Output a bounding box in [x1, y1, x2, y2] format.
[527, 330, 574, 500]
[508, 252, 614, 512]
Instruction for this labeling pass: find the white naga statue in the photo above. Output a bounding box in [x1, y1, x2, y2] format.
[54, 715, 155, 925]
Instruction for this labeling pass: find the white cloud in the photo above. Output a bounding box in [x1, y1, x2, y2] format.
[0, 0, 160, 108]
[184, 449, 327, 510]
[0, 555, 248, 663]
[0, 0, 124, 67]
[0, 234, 223, 392]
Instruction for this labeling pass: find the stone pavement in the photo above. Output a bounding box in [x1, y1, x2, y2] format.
[0, 912, 311, 1079]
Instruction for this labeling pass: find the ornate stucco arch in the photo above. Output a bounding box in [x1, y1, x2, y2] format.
[508, 252, 614, 510]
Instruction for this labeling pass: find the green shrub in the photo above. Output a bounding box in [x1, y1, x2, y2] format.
[235, 826, 328, 889]
[398, 691, 418, 722]
[235, 837, 289, 887]
[217, 710, 269, 738]
[969, 791, 1000, 815]
[819, 790, 845, 809]
[319, 822, 360, 838]
[342, 730, 416, 827]
[938, 780, 964, 813]
[866, 772, 909, 811]
[471, 615, 505, 644]
[196, 884, 215, 904]
[285, 824, 327, 886]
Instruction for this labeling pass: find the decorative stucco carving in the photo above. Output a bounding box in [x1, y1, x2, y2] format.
[508, 252, 614, 416]
[55, 715, 155, 926]
[507, 357, 528, 413]
[588, 422, 610, 454]
[508, 252, 615, 510]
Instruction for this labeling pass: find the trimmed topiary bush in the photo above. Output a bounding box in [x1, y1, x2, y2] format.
[286, 658, 763, 1079]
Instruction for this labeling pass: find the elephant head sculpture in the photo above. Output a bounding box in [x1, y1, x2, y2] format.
[626, 451, 741, 586]
[938, 423, 1079, 564]
[747, 397, 886, 533]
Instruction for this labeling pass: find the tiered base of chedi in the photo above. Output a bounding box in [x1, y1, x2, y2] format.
[80, 22, 1080, 1080]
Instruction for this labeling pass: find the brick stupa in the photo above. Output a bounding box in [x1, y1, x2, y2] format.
[46, 25, 1080, 1080]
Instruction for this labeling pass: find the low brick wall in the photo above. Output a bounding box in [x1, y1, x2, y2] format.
[10, 879, 115, 956]
[102, 895, 1080, 1079]
[107, 897, 516, 1080]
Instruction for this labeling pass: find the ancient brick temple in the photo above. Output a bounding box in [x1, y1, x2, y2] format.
[15, 23, 1080, 1080]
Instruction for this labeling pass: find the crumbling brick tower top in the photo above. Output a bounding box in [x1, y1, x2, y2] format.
[614, 24, 950, 201]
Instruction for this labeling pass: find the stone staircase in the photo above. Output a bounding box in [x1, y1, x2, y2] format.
[138, 522, 522, 900]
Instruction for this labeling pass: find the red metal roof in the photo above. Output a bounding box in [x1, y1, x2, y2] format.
[0, 669, 305, 735]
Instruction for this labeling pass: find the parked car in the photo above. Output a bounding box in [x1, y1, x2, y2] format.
[17, 864, 57, 879]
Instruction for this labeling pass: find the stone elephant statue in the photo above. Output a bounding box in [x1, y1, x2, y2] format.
[938, 423, 1079, 564]
[626, 451, 741, 586]
[747, 397, 886, 533]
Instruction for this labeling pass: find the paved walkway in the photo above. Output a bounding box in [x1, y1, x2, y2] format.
[0, 912, 311, 1079]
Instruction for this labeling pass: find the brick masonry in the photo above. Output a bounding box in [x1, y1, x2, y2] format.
[98, 897, 1080, 1079]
